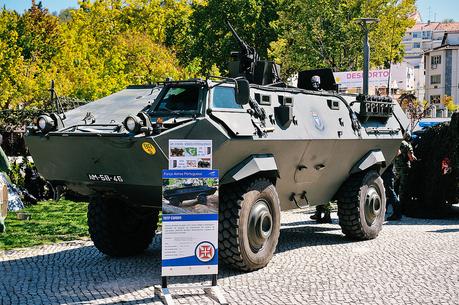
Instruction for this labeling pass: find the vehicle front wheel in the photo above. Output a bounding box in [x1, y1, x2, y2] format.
[88, 198, 158, 257]
[219, 178, 281, 271]
[337, 170, 386, 240]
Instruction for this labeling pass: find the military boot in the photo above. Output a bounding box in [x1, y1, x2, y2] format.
[310, 210, 321, 220]
[317, 211, 332, 224]
[387, 202, 402, 221]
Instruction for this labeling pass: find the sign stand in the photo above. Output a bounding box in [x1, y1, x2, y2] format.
[155, 275, 228, 305]
[157, 140, 225, 305]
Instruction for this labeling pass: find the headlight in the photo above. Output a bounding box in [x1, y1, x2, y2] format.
[38, 117, 47, 130]
[36, 115, 56, 133]
[123, 115, 141, 133]
[126, 117, 137, 131]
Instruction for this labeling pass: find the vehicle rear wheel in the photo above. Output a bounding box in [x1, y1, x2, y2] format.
[219, 178, 280, 271]
[88, 198, 158, 257]
[197, 194, 207, 204]
[337, 170, 386, 240]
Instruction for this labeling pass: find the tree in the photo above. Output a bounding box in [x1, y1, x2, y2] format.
[0, 2, 63, 110]
[183, 0, 283, 73]
[0, 9, 30, 110]
[270, 0, 416, 76]
[51, 0, 193, 101]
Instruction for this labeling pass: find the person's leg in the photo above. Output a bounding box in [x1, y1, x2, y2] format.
[387, 197, 402, 220]
[388, 173, 404, 220]
[385, 175, 398, 219]
[398, 173, 409, 216]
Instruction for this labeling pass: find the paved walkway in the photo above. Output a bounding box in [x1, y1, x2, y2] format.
[1, 210, 459, 305]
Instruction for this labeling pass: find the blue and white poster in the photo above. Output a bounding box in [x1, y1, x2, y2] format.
[162, 159, 219, 276]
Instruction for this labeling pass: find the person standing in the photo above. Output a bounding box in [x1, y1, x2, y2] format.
[382, 163, 399, 221]
[392, 135, 416, 220]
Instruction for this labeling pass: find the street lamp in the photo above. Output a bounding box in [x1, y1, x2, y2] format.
[356, 18, 379, 95]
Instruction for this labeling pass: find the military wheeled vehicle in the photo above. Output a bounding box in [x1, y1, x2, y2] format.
[163, 184, 217, 206]
[25, 23, 409, 271]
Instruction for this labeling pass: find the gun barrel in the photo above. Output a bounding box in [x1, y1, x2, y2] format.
[226, 20, 248, 51]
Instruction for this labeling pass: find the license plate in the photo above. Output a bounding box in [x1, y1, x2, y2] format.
[88, 174, 124, 183]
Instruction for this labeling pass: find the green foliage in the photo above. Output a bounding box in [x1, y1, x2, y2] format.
[0, 0, 417, 108]
[0, 200, 88, 250]
[270, 0, 416, 76]
[8, 161, 25, 187]
[0, 1, 200, 109]
[184, 0, 282, 73]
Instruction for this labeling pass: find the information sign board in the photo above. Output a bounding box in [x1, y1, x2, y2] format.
[168, 140, 212, 170]
[161, 169, 219, 276]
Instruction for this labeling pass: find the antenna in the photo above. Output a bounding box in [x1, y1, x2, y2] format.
[355, 18, 380, 95]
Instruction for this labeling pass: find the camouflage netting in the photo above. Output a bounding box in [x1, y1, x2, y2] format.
[404, 112, 459, 218]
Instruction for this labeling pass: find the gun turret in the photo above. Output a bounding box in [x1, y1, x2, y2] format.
[226, 21, 281, 85]
[226, 21, 259, 82]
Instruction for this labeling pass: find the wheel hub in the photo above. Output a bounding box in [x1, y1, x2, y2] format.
[248, 199, 273, 252]
[364, 186, 382, 226]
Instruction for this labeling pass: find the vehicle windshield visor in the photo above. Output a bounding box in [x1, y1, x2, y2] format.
[152, 85, 202, 115]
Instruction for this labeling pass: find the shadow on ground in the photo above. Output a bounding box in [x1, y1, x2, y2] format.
[0, 216, 349, 305]
[1, 211, 458, 305]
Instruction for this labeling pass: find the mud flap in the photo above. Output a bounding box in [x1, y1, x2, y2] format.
[350, 150, 386, 174]
[221, 155, 278, 184]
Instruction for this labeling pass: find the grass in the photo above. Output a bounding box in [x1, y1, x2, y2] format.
[0, 200, 89, 251]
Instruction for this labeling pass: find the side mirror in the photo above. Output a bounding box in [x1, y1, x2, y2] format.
[235, 79, 250, 105]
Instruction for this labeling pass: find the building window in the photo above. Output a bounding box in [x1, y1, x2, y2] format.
[412, 32, 421, 38]
[430, 75, 441, 84]
[413, 42, 421, 49]
[422, 31, 431, 39]
[430, 95, 441, 104]
[431, 55, 441, 68]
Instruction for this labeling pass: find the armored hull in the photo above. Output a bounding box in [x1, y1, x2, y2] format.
[26, 83, 407, 209]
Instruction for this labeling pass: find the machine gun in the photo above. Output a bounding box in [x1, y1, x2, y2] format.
[226, 21, 280, 85]
[226, 20, 259, 82]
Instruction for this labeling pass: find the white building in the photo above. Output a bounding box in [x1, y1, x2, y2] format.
[424, 32, 459, 107]
[402, 21, 459, 101]
[389, 61, 415, 93]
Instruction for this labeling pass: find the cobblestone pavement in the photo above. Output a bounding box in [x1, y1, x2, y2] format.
[1, 210, 459, 305]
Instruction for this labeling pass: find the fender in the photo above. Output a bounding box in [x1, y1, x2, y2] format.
[350, 150, 386, 174]
[221, 154, 279, 184]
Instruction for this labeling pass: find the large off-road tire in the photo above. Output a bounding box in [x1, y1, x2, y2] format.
[219, 178, 280, 271]
[88, 198, 159, 257]
[337, 170, 386, 240]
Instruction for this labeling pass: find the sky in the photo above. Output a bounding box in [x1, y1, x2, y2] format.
[0, 0, 458, 22]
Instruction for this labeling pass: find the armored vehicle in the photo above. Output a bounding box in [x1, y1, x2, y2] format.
[25, 23, 410, 271]
[164, 184, 217, 206]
